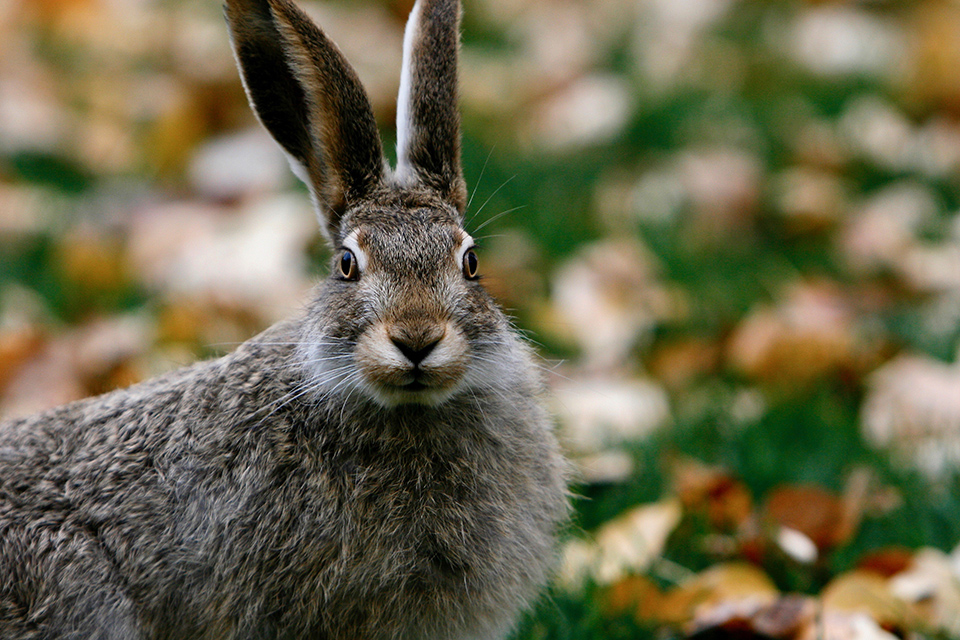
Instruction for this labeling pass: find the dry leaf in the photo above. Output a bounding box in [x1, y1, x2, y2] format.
[594, 498, 684, 584]
[840, 181, 938, 275]
[796, 611, 901, 640]
[690, 594, 816, 639]
[671, 457, 754, 532]
[647, 338, 720, 390]
[861, 353, 960, 476]
[677, 562, 779, 629]
[127, 196, 315, 323]
[889, 547, 960, 636]
[187, 127, 291, 201]
[558, 498, 683, 588]
[0, 337, 85, 420]
[0, 325, 45, 394]
[856, 547, 914, 578]
[551, 376, 670, 455]
[526, 74, 631, 150]
[575, 449, 635, 484]
[56, 229, 130, 293]
[727, 280, 855, 386]
[549, 239, 674, 369]
[820, 570, 910, 629]
[773, 166, 849, 231]
[604, 574, 663, 618]
[765, 484, 856, 551]
[790, 6, 906, 80]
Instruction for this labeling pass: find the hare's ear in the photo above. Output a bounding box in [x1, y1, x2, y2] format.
[395, 0, 467, 214]
[225, 0, 385, 241]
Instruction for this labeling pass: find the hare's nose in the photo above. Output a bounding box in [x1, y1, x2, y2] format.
[389, 326, 443, 365]
[391, 335, 441, 365]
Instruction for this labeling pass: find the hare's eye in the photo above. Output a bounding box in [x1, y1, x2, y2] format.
[462, 248, 479, 280]
[339, 250, 358, 280]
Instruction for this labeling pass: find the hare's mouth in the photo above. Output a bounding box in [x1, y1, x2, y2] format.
[403, 380, 428, 391]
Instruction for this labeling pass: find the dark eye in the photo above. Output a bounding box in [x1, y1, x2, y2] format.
[338, 250, 358, 280]
[462, 248, 479, 280]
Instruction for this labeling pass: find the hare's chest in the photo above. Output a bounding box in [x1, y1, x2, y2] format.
[341, 455, 498, 578]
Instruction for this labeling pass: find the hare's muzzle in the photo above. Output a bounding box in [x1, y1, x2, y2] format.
[354, 320, 469, 406]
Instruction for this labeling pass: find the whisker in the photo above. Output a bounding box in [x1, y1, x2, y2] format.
[466, 143, 498, 212]
[467, 174, 517, 225]
[472, 205, 526, 233]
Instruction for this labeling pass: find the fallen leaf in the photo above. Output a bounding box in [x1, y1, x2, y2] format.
[689, 595, 816, 639]
[685, 562, 780, 613]
[594, 498, 684, 584]
[557, 498, 683, 589]
[0, 325, 46, 394]
[889, 547, 960, 636]
[861, 353, 960, 476]
[647, 338, 721, 390]
[551, 376, 671, 455]
[766, 484, 855, 551]
[796, 610, 901, 640]
[671, 457, 754, 532]
[821, 570, 910, 630]
[726, 280, 856, 386]
[549, 239, 674, 369]
[56, 229, 130, 294]
[856, 547, 914, 578]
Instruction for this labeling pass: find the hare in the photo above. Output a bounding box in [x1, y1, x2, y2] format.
[0, 0, 569, 638]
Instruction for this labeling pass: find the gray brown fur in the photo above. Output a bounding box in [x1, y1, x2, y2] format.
[0, 0, 569, 638]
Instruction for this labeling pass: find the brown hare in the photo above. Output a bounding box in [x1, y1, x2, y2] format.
[0, 0, 569, 638]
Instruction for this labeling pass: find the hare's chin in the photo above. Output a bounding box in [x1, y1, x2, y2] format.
[363, 381, 461, 407]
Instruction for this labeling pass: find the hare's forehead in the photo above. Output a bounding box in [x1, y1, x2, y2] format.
[343, 221, 470, 266]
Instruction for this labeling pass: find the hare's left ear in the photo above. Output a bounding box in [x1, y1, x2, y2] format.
[395, 0, 467, 214]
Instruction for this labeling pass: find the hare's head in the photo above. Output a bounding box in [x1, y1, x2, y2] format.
[226, 0, 523, 407]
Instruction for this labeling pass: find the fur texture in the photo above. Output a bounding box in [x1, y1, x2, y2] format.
[0, 0, 569, 638]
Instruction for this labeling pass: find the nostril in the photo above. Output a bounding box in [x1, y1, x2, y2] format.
[391, 336, 441, 365]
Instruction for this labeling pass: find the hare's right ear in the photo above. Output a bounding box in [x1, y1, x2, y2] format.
[225, 0, 385, 241]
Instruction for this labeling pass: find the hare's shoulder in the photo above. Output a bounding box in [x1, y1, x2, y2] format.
[0, 321, 305, 493]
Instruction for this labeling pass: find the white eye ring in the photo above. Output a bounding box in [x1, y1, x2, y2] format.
[455, 234, 475, 272]
[342, 231, 368, 273]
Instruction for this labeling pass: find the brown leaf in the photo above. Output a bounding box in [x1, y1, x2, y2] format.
[677, 563, 780, 631]
[751, 595, 817, 638]
[765, 484, 855, 551]
[857, 547, 915, 578]
[689, 595, 817, 639]
[726, 280, 855, 386]
[862, 353, 960, 476]
[889, 547, 960, 636]
[558, 498, 683, 589]
[821, 570, 911, 629]
[0, 326, 46, 394]
[671, 457, 754, 531]
[604, 575, 663, 618]
[593, 498, 684, 583]
[648, 338, 721, 390]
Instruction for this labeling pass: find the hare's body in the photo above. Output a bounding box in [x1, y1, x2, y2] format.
[0, 322, 563, 639]
[0, 0, 568, 637]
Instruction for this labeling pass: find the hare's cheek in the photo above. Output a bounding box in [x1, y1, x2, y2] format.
[419, 326, 469, 385]
[354, 324, 409, 386]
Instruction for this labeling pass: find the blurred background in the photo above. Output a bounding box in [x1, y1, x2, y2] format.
[2, 0, 960, 636]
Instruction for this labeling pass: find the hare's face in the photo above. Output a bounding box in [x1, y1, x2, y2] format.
[302, 196, 510, 407]
[228, 0, 506, 405]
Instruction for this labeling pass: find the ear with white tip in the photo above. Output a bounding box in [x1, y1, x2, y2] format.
[395, 0, 467, 214]
[225, 0, 385, 241]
